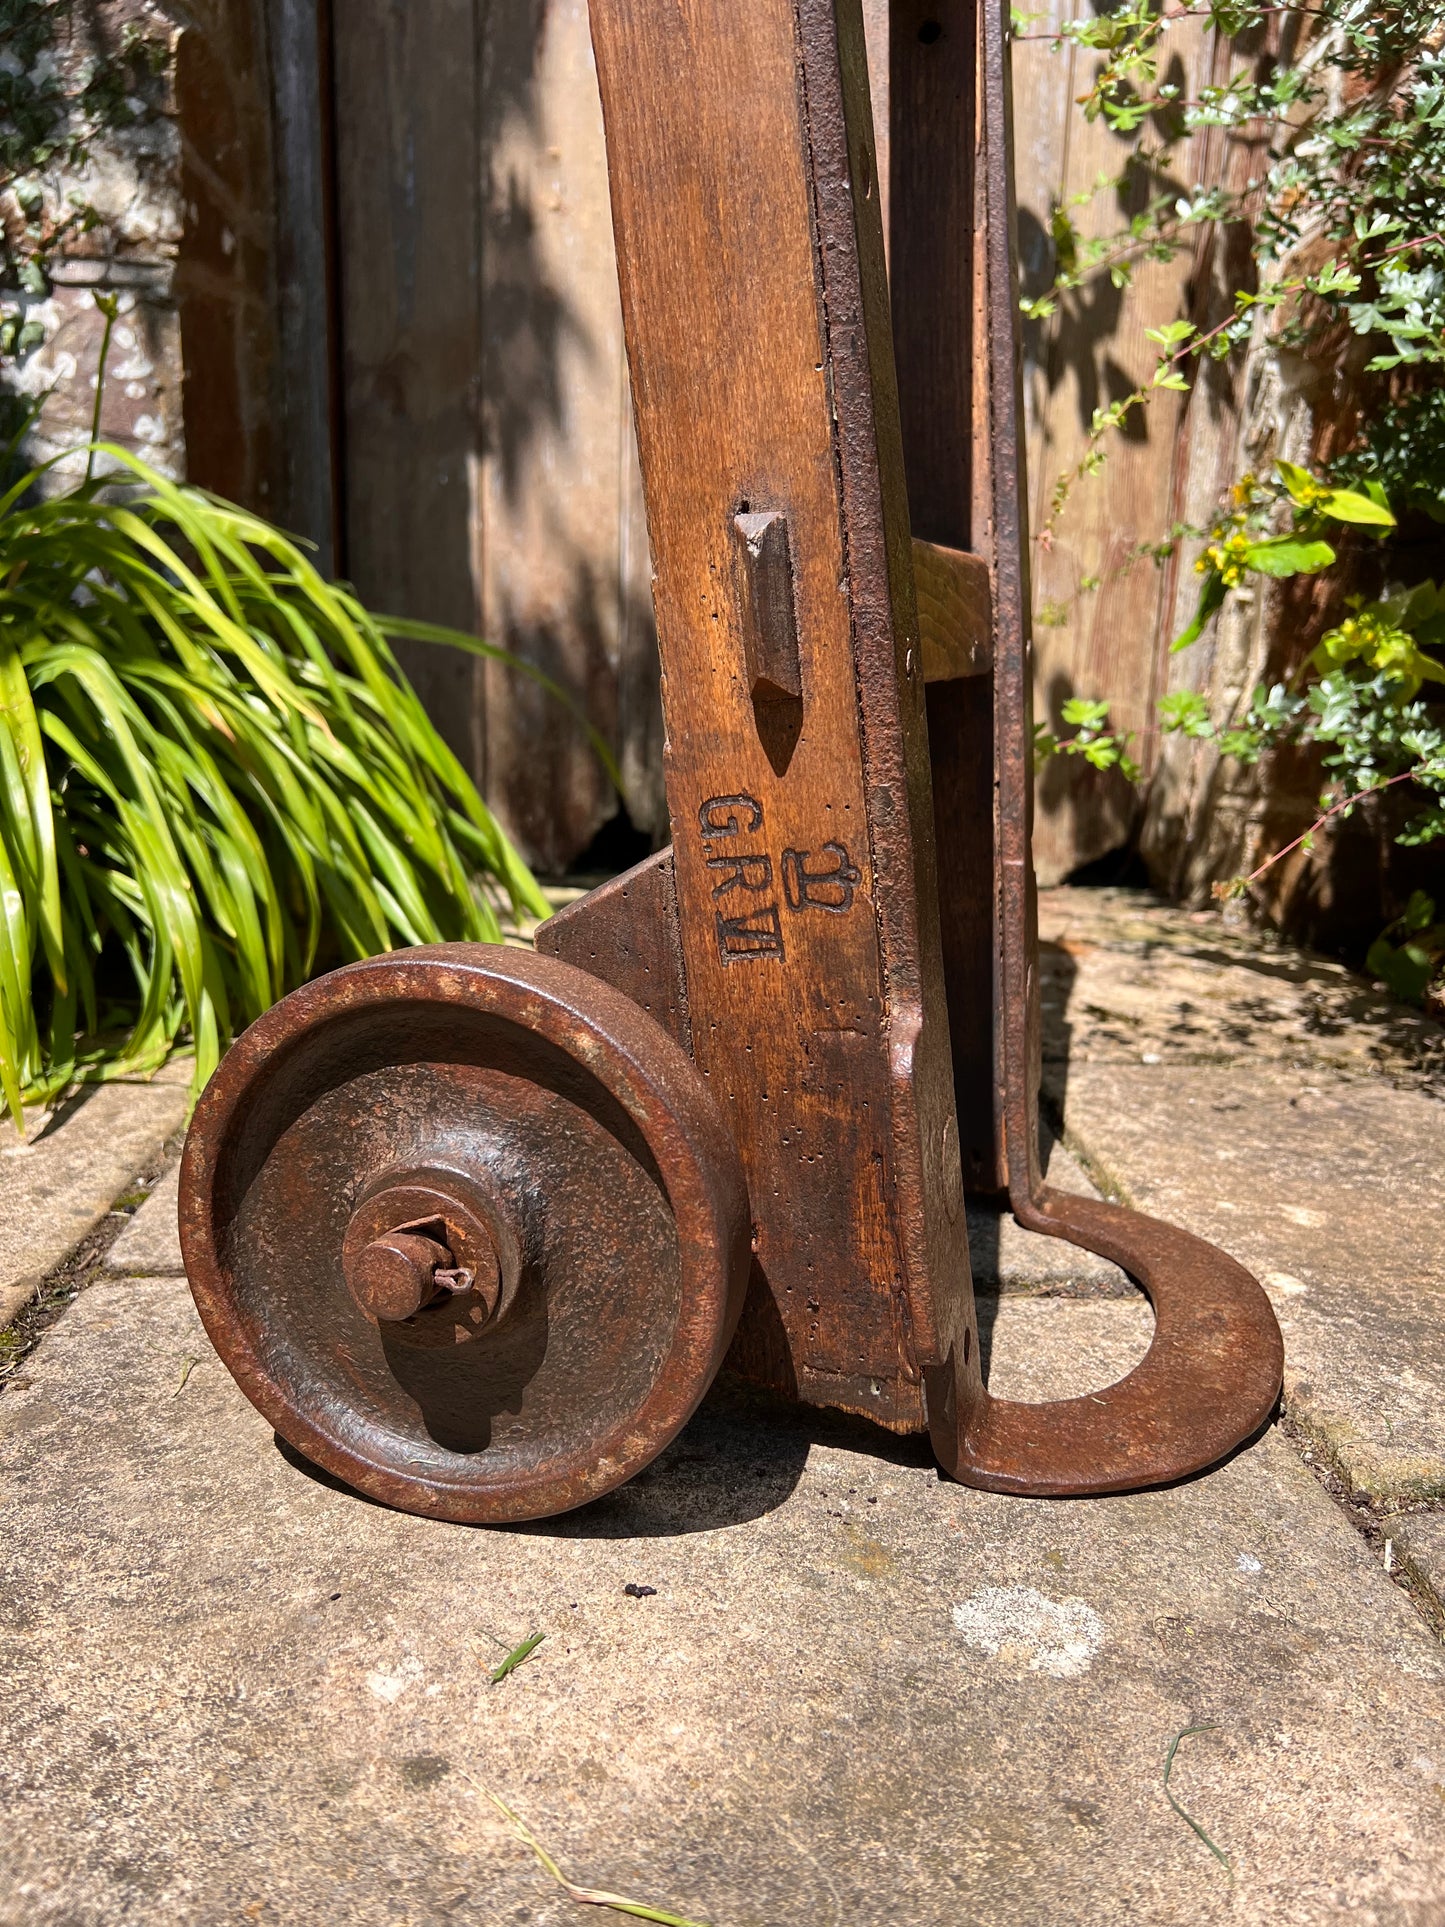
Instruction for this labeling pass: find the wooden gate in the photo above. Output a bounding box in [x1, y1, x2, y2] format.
[265, 0, 662, 874]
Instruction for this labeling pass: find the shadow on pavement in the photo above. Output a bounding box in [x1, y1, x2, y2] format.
[273, 1372, 938, 1539]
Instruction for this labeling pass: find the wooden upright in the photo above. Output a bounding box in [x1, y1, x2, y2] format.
[555, 0, 979, 1433]
[546, 0, 1284, 1494]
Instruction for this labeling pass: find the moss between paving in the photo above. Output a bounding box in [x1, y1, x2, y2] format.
[0, 1066, 189, 1328]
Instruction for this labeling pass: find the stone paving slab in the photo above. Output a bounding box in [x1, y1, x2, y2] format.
[1398, 1514, 1445, 1630]
[966, 1137, 1128, 1299]
[1056, 1060, 1445, 1513]
[1038, 887, 1442, 1097]
[3, 1280, 1443, 1927]
[103, 1159, 184, 1277]
[0, 1066, 189, 1328]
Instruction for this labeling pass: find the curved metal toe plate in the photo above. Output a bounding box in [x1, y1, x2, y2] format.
[930, 1187, 1285, 1497]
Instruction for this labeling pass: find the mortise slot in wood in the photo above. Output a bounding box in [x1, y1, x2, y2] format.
[912, 537, 993, 682]
[734, 509, 805, 775]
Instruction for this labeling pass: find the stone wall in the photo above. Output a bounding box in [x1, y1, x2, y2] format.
[3, 0, 277, 511]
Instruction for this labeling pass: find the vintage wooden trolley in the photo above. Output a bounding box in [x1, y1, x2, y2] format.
[178, 0, 1283, 1522]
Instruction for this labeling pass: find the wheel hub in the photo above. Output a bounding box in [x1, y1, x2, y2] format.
[340, 1166, 525, 1344]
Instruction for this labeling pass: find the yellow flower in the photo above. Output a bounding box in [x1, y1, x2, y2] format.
[1202, 531, 1253, 587]
[1318, 610, 1432, 696]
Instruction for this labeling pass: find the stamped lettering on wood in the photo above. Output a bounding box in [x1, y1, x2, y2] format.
[715, 903, 787, 963]
[699, 794, 765, 839]
[781, 843, 861, 915]
[706, 852, 775, 897]
[696, 794, 862, 961]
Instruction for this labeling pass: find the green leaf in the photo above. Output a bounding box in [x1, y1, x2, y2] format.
[1275, 459, 1317, 505]
[1366, 936, 1433, 1003]
[1242, 536, 1336, 578]
[1159, 690, 1213, 738]
[1401, 890, 1436, 935]
[0, 443, 552, 1125]
[1061, 697, 1111, 729]
[489, 1632, 546, 1684]
[1314, 487, 1396, 527]
[1216, 728, 1263, 763]
[1171, 570, 1227, 651]
[1083, 738, 1123, 769]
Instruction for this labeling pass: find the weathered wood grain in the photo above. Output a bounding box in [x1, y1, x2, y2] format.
[590, 0, 979, 1430]
[262, 0, 339, 571]
[537, 848, 691, 1052]
[914, 537, 992, 681]
[876, 0, 978, 550]
[1014, 7, 1216, 882]
[330, 0, 486, 775]
[867, 2, 1009, 1192]
[478, 0, 664, 868]
[979, 0, 1045, 1202]
[319, 0, 665, 870]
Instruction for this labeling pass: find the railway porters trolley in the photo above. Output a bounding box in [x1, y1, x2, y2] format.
[177, 0, 1284, 1523]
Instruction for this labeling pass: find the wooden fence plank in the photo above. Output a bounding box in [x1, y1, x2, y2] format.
[1009, 0, 1075, 552]
[263, 0, 339, 572]
[478, 0, 662, 868]
[330, 0, 486, 776]
[1020, 15, 1216, 881]
[323, 0, 661, 871]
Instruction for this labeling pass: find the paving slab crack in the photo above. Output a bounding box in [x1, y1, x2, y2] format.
[0, 1133, 181, 1396]
[1280, 1410, 1445, 1645]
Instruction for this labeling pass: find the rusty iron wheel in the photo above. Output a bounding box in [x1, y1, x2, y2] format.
[179, 945, 751, 1524]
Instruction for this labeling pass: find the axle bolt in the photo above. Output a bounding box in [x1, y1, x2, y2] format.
[345, 1229, 454, 1323]
[339, 1168, 518, 1344]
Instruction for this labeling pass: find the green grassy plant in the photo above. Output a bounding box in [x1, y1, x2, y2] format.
[0, 436, 552, 1128]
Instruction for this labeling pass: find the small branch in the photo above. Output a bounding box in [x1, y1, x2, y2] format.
[1225, 767, 1433, 898]
[1373, 229, 1445, 262]
[1035, 218, 1434, 541]
[1013, 4, 1328, 42]
[84, 293, 118, 485]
